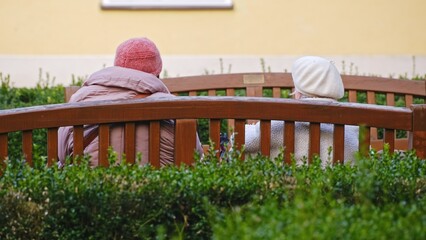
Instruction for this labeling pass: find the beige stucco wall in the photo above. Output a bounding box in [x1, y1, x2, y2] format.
[0, 0, 425, 86]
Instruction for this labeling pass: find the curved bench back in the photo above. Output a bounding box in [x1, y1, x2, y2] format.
[1, 97, 425, 169]
[64, 73, 426, 152]
[66, 73, 426, 102]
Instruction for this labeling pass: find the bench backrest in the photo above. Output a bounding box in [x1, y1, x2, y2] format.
[65, 73, 426, 102]
[163, 73, 426, 103]
[65, 73, 426, 150]
[1, 97, 425, 169]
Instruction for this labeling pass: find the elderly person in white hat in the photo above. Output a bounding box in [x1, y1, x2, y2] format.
[242, 56, 359, 165]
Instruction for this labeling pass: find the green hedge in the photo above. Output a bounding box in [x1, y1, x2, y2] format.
[0, 73, 65, 161]
[1, 149, 425, 239]
[1, 73, 426, 239]
[1, 73, 425, 154]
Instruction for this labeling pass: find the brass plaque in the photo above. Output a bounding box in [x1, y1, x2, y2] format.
[243, 74, 264, 84]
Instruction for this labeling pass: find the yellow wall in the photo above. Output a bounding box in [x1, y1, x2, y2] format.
[1, 0, 425, 86]
[1, 0, 425, 55]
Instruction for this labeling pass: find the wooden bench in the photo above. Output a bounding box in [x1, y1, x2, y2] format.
[65, 73, 426, 150]
[1, 97, 425, 169]
[66, 73, 426, 102]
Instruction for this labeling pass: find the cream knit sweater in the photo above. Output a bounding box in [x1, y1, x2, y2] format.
[240, 98, 359, 166]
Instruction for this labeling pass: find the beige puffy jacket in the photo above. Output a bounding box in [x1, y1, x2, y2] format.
[58, 66, 203, 166]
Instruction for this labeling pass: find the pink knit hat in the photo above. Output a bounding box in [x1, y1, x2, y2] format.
[114, 37, 162, 76]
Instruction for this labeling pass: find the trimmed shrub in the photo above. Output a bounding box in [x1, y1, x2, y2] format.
[0, 150, 425, 239]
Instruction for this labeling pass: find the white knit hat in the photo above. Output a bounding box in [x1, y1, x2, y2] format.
[291, 56, 344, 99]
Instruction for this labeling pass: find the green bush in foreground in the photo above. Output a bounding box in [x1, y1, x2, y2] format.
[0, 149, 425, 240]
[213, 152, 426, 240]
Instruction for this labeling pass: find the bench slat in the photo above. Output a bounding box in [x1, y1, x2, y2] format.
[284, 121, 295, 164]
[405, 95, 413, 107]
[342, 75, 425, 96]
[73, 125, 84, 159]
[348, 90, 357, 102]
[22, 130, 33, 166]
[124, 122, 136, 164]
[260, 120, 271, 157]
[47, 127, 58, 166]
[226, 88, 235, 96]
[333, 124, 345, 164]
[386, 93, 395, 106]
[149, 121, 160, 168]
[410, 104, 426, 158]
[367, 91, 375, 104]
[175, 119, 197, 166]
[273, 87, 281, 98]
[209, 119, 221, 159]
[65, 86, 80, 102]
[98, 124, 110, 167]
[384, 129, 395, 152]
[309, 123, 321, 163]
[359, 126, 371, 157]
[226, 88, 236, 135]
[371, 138, 408, 150]
[0, 133, 7, 166]
[234, 119, 245, 160]
[64, 74, 425, 102]
[246, 86, 263, 97]
[366, 91, 379, 144]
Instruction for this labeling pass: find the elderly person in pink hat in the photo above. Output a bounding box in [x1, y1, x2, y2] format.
[58, 37, 203, 166]
[242, 56, 359, 165]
